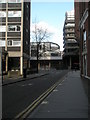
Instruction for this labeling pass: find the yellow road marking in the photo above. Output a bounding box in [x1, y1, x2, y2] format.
[14, 74, 67, 119]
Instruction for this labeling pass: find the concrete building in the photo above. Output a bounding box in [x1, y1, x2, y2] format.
[0, 0, 30, 76]
[30, 42, 63, 71]
[63, 10, 79, 69]
[74, 1, 90, 79]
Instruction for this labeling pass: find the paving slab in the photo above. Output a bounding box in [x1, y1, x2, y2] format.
[28, 71, 88, 118]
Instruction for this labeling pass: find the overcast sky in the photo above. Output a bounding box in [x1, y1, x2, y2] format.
[31, 1, 74, 51]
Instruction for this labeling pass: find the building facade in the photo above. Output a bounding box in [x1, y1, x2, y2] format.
[74, 1, 90, 79]
[0, 0, 30, 76]
[30, 42, 63, 71]
[63, 10, 79, 69]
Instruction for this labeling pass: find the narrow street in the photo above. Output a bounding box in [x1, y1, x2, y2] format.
[2, 70, 68, 119]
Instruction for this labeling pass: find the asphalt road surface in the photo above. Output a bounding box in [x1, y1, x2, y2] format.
[2, 70, 68, 119]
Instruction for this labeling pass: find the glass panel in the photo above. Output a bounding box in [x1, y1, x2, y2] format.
[0, 40, 5, 47]
[17, 0, 21, 2]
[0, 0, 6, 3]
[8, 0, 21, 3]
[0, 26, 6, 32]
[8, 25, 21, 31]
[8, 11, 21, 17]
[13, 40, 21, 46]
[8, 0, 16, 2]
[0, 11, 6, 17]
[83, 31, 86, 50]
[7, 40, 21, 46]
[8, 40, 12, 46]
[0, 0, 21, 3]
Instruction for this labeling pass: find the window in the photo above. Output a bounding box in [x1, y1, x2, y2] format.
[26, 29, 28, 33]
[0, 40, 5, 47]
[0, 0, 6, 3]
[8, 40, 12, 46]
[83, 30, 87, 50]
[0, 11, 6, 17]
[26, 17, 29, 21]
[8, 11, 21, 17]
[17, 26, 21, 31]
[0, 26, 6, 32]
[26, 41, 28, 45]
[8, 25, 21, 32]
[51, 53, 58, 56]
[84, 31, 86, 41]
[8, 40, 21, 46]
[13, 40, 21, 46]
[8, 0, 21, 3]
[27, 5, 29, 8]
[8, 26, 15, 31]
[67, 34, 69, 37]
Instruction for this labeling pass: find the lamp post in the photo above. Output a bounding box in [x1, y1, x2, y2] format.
[0, 46, 2, 120]
[0, 48, 3, 84]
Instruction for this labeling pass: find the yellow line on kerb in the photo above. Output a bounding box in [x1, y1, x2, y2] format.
[14, 75, 66, 119]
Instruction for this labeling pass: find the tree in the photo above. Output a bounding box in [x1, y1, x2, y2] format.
[32, 21, 52, 73]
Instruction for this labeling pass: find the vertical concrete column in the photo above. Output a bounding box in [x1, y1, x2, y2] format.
[6, 56, 8, 73]
[20, 0, 23, 75]
[38, 63, 40, 70]
[20, 56, 23, 75]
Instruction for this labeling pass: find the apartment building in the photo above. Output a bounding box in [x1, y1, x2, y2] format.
[74, 1, 90, 79]
[0, 0, 30, 75]
[63, 10, 79, 69]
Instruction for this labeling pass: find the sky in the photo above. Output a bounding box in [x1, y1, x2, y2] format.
[31, 1, 74, 51]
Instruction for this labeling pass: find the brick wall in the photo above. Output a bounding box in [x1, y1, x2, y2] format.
[74, 1, 90, 78]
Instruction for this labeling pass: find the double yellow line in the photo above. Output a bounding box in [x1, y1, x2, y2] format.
[14, 76, 66, 119]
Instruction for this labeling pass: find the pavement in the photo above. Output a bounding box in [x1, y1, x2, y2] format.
[2, 70, 49, 86]
[28, 70, 88, 119]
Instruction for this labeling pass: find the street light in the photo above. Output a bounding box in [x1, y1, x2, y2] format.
[0, 47, 3, 84]
[0, 46, 2, 120]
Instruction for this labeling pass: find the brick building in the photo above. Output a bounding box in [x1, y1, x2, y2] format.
[0, 0, 30, 76]
[74, 1, 90, 79]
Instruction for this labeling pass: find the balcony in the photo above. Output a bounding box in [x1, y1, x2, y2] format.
[65, 30, 75, 34]
[64, 24, 75, 29]
[65, 35, 75, 39]
[65, 19, 75, 24]
[64, 40, 77, 44]
[63, 52, 77, 56]
[65, 46, 79, 49]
